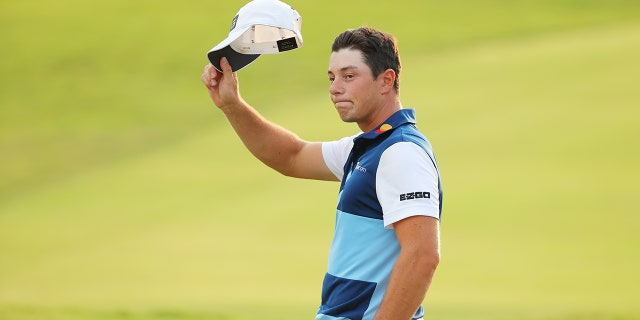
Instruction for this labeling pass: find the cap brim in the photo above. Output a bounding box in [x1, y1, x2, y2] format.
[207, 25, 260, 72]
[207, 45, 260, 72]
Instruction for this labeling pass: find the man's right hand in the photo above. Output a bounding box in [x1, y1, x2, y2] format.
[199, 56, 336, 182]
[201, 57, 242, 111]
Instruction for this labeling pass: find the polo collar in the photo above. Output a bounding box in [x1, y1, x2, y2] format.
[355, 109, 416, 141]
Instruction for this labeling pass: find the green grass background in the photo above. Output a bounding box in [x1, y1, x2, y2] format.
[1, 0, 639, 319]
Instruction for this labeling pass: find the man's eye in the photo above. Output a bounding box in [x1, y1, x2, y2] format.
[328, 77, 335, 82]
[345, 74, 354, 79]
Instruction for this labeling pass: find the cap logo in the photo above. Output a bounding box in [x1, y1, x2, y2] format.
[277, 37, 298, 52]
[230, 14, 239, 31]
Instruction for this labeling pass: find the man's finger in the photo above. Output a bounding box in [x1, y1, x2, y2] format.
[204, 64, 215, 77]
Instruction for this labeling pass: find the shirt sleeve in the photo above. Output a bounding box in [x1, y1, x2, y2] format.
[376, 142, 440, 228]
[321, 134, 358, 181]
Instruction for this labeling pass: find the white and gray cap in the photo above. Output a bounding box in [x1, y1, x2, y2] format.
[207, 0, 303, 72]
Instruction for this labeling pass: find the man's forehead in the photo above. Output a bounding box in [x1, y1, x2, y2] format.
[328, 48, 367, 73]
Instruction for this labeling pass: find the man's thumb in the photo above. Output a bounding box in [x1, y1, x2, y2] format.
[220, 57, 233, 73]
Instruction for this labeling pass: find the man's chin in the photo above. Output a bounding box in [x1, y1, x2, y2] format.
[339, 115, 357, 123]
[336, 110, 356, 123]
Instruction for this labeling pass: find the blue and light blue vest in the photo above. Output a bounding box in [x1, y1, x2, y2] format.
[316, 109, 443, 320]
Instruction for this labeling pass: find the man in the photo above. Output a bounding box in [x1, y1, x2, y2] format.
[201, 26, 442, 320]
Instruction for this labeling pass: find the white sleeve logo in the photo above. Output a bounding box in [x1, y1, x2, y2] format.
[399, 192, 430, 201]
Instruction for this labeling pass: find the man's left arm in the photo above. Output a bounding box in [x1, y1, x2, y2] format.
[374, 215, 440, 320]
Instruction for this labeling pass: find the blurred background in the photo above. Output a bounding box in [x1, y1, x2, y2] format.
[1, 1, 639, 319]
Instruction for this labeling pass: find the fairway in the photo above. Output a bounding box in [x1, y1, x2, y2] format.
[1, 1, 639, 319]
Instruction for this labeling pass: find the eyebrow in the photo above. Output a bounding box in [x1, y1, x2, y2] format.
[328, 65, 359, 75]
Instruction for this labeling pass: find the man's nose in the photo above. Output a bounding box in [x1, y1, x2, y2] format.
[329, 79, 342, 96]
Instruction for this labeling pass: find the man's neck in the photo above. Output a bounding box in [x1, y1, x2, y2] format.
[357, 99, 403, 133]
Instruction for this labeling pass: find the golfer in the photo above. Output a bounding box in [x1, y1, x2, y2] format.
[202, 26, 442, 320]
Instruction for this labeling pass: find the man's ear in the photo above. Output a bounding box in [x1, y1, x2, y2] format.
[379, 69, 396, 94]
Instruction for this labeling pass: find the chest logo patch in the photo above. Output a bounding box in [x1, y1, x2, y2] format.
[374, 123, 393, 134]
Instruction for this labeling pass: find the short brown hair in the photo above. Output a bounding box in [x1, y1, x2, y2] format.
[331, 26, 401, 91]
